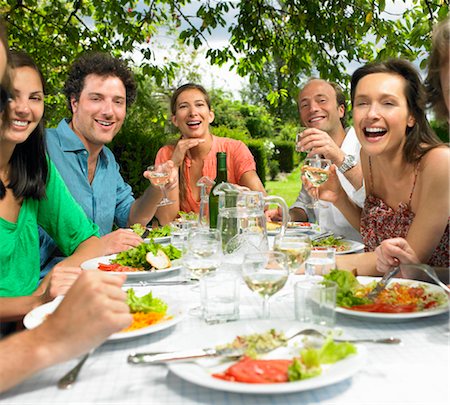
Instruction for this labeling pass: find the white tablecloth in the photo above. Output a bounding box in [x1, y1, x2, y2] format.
[1, 272, 449, 405]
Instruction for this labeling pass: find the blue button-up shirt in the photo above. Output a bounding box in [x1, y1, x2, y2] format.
[40, 118, 135, 272]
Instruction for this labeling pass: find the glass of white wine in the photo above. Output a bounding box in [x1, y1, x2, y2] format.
[301, 157, 332, 209]
[183, 228, 222, 280]
[242, 251, 289, 319]
[273, 234, 311, 274]
[147, 162, 174, 207]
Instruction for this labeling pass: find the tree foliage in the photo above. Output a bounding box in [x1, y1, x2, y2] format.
[1, 0, 448, 121]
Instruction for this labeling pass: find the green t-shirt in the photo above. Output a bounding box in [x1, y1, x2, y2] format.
[0, 160, 99, 297]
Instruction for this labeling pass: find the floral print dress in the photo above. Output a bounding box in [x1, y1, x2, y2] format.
[360, 158, 449, 267]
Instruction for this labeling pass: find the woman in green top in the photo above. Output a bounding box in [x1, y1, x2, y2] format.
[0, 51, 104, 321]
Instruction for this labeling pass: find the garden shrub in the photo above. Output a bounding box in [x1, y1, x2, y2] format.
[274, 141, 295, 173]
[245, 139, 268, 185]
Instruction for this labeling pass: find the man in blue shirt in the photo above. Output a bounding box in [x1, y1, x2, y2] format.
[40, 52, 177, 275]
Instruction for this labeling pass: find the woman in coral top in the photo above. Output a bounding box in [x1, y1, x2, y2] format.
[155, 83, 265, 220]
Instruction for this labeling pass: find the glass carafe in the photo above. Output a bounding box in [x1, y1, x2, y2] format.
[215, 184, 289, 272]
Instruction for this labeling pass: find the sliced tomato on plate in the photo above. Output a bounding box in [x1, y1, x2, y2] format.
[349, 303, 417, 313]
[97, 263, 143, 272]
[213, 357, 292, 384]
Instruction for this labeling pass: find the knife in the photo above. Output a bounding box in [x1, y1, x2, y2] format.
[128, 329, 299, 365]
[127, 346, 245, 365]
[125, 280, 195, 287]
[367, 266, 400, 300]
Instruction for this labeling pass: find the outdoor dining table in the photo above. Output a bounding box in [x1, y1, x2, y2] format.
[1, 269, 448, 405]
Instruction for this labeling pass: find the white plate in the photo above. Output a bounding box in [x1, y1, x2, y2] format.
[80, 254, 181, 279]
[23, 295, 185, 341]
[168, 320, 366, 394]
[267, 222, 320, 237]
[313, 239, 365, 255]
[144, 236, 171, 244]
[336, 277, 450, 320]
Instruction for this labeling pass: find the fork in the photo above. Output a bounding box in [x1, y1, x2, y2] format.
[58, 350, 93, 389]
[298, 329, 401, 344]
[402, 264, 450, 294]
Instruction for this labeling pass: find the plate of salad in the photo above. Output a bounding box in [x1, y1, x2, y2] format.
[324, 270, 449, 320]
[130, 223, 172, 244]
[23, 289, 185, 341]
[311, 237, 365, 255]
[81, 241, 182, 279]
[166, 320, 366, 394]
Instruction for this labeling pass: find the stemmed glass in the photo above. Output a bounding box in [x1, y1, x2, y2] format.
[242, 251, 289, 319]
[301, 157, 332, 210]
[273, 234, 311, 275]
[147, 163, 174, 207]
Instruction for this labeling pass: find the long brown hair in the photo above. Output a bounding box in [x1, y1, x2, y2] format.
[351, 58, 443, 164]
[170, 83, 212, 207]
[425, 17, 450, 122]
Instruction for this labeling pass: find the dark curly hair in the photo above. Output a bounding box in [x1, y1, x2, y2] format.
[351, 58, 443, 164]
[64, 52, 137, 113]
[425, 18, 450, 122]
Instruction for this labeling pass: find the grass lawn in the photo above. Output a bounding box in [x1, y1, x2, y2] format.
[265, 166, 302, 207]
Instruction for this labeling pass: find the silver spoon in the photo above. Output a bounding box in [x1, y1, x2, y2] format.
[299, 329, 401, 344]
[57, 351, 92, 389]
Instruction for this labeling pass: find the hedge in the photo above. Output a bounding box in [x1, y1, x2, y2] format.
[273, 140, 295, 173]
[245, 139, 268, 186]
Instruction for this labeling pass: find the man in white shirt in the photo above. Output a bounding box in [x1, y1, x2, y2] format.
[269, 78, 365, 241]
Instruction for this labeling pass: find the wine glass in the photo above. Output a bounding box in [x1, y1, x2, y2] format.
[147, 163, 174, 207]
[273, 234, 311, 274]
[242, 251, 289, 319]
[301, 157, 331, 210]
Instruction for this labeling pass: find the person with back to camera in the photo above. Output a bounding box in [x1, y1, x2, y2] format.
[154, 83, 266, 221]
[317, 58, 449, 276]
[39, 52, 178, 277]
[266, 78, 365, 242]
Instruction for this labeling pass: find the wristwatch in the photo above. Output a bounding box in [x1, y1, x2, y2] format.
[337, 154, 357, 174]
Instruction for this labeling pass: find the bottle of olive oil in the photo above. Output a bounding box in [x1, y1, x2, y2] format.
[209, 152, 227, 228]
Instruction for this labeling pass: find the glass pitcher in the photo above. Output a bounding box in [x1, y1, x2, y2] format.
[215, 184, 289, 271]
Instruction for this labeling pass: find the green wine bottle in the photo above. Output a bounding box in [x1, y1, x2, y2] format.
[209, 152, 228, 228]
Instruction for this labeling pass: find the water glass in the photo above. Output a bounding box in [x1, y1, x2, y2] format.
[183, 228, 222, 280]
[169, 220, 198, 252]
[294, 278, 337, 326]
[273, 234, 311, 274]
[305, 247, 336, 276]
[200, 272, 240, 324]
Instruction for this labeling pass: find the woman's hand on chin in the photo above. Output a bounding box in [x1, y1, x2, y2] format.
[172, 138, 206, 166]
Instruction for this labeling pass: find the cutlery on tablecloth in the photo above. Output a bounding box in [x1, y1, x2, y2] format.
[58, 350, 93, 389]
[367, 266, 400, 300]
[127, 328, 306, 365]
[125, 280, 196, 287]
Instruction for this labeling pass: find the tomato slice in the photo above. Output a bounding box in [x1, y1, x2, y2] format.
[349, 303, 417, 313]
[212, 357, 292, 384]
[97, 263, 142, 272]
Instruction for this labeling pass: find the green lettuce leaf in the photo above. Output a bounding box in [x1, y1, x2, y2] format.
[318, 338, 357, 364]
[126, 289, 168, 314]
[288, 337, 357, 381]
[323, 269, 371, 307]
